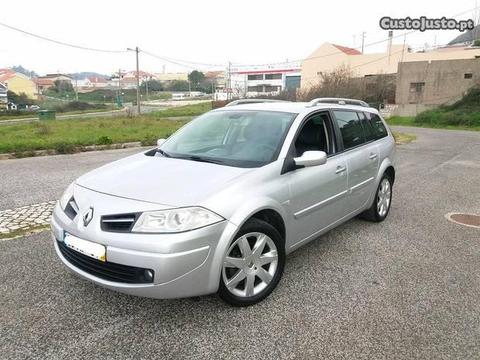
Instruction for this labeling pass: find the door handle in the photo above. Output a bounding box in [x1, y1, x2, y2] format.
[335, 166, 346, 174]
[369, 153, 378, 160]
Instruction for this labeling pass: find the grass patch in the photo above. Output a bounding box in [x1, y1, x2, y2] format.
[0, 116, 189, 154]
[44, 89, 172, 104]
[393, 132, 416, 145]
[149, 102, 212, 117]
[387, 88, 480, 132]
[387, 115, 480, 131]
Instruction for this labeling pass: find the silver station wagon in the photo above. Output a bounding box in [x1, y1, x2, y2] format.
[51, 98, 396, 306]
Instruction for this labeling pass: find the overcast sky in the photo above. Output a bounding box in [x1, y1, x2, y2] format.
[0, 0, 478, 76]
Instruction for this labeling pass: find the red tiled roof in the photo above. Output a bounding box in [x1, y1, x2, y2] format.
[332, 44, 361, 55]
[34, 78, 55, 86]
[87, 76, 107, 83]
[0, 69, 16, 82]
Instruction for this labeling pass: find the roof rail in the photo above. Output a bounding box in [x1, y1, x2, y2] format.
[225, 99, 290, 107]
[307, 98, 370, 107]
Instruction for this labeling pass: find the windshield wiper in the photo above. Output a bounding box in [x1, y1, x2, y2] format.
[182, 155, 224, 164]
[156, 148, 171, 157]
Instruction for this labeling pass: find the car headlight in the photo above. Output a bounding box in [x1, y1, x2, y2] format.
[59, 182, 75, 209]
[132, 207, 224, 233]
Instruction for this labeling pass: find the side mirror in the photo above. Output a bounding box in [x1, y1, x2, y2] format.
[157, 138, 166, 147]
[294, 151, 327, 167]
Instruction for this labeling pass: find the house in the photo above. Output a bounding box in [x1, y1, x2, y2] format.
[301, 42, 480, 90]
[0, 69, 37, 99]
[228, 62, 301, 98]
[118, 71, 153, 89]
[154, 72, 189, 84]
[34, 78, 55, 94]
[87, 76, 108, 88]
[205, 71, 226, 91]
[0, 82, 7, 110]
[42, 73, 73, 84]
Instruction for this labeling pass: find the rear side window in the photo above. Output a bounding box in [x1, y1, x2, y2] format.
[332, 110, 365, 150]
[366, 112, 388, 139]
[357, 112, 377, 142]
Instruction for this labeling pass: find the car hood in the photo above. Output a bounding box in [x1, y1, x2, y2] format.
[76, 152, 252, 207]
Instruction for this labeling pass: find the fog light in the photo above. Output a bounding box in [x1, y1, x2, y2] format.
[144, 269, 154, 282]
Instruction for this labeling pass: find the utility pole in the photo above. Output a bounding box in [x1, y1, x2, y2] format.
[361, 32, 366, 54]
[74, 77, 78, 101]
[127, 47, 141, 115]
[145, 78, 149, 102]
[227, 61, 231, 100]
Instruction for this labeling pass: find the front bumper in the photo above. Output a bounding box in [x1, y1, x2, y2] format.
[51, 186, 239, 299]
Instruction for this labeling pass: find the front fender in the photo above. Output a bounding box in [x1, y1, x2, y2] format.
[206, 197, 288, 293]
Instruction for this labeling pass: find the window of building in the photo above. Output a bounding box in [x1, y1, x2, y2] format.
[333, 110, 365, 149]
[247, 74, 263, 81]
[410, 82, 425, 93]
[247, 86, 262, 92]
[264, 85, 280, 92]
[265, 73, 282, 80]
[464, 73, 473, 79]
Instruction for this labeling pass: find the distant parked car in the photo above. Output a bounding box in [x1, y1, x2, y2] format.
[52, 98, 396, 306]
[29, 105, 40, 112]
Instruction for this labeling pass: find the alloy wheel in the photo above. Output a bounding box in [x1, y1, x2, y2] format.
[222, 232, 279, 298]
[377, 178, 391, 217]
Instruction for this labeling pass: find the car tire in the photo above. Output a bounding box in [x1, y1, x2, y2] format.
[218, 218, 285, 306]
[361, 173, 393, 222]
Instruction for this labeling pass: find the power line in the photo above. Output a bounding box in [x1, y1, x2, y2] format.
[0, 21, 127, 53]
[233, 5, 480, 68]
[141, 49, 224, 70]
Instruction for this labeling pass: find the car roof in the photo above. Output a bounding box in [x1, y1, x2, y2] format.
[216, 101, 380, 116]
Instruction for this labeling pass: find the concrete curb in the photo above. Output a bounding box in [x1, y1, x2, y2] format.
[0, 141, 145, 160]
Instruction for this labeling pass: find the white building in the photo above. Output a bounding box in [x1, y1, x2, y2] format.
[226, 62, 301, 98]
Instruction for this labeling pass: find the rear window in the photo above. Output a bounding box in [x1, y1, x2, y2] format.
[332, 110, 365, 149]
[366, 112, 388, 139]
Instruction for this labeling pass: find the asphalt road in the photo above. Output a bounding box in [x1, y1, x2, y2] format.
[1, 126, 480, 359]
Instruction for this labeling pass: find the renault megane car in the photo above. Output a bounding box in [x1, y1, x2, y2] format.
[51, 98, 396, 306]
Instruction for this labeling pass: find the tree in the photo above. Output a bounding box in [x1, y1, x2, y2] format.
[140, 79, 164, 92]
[166, 80, 190, 92]
[52, 80, 74, 93]
[7, 91, 35, 106]
[474, 39, 480, 47]
[11, 65, 38, 78]
[188, 70, 205, 90]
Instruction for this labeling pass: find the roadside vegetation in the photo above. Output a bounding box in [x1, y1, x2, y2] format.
[0, 102, 211, 155]
[149, 101, 212, 117]
[0, 116, 189, 155]
[388, 88, 480, 131]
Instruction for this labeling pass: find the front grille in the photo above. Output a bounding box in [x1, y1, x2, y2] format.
[64, 197, 79, 220]
[57, 240, 154, 284]
[101, 213, 137, 233]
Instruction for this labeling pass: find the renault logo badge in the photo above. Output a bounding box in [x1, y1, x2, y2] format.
[83, 207, 94, 227]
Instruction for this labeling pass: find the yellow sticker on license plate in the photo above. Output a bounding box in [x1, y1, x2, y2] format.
[64, 233, 106, 262]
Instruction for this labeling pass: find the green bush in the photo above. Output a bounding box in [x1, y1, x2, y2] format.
[53, 101, 107, 113]
[414, 87, 480, 128]
[141, 134, 157, 146]
[54, 142, 77, 154]
[97, 135, 113, 145]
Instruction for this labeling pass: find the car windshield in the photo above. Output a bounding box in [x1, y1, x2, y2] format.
[160, 110, 297, 168]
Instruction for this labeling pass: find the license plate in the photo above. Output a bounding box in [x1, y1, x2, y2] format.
[64, 233, 106, 262]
